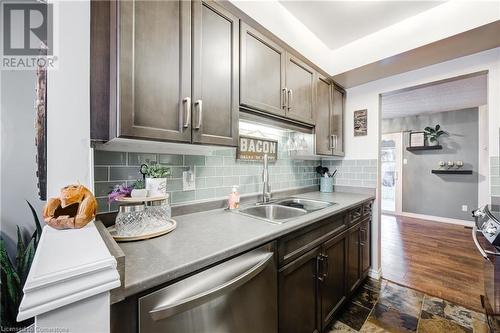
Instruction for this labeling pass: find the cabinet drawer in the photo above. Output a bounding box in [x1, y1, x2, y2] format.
[278, 214, 347, 267]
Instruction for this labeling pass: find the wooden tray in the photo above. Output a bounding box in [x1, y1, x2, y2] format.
[115, 195, 169, 203]
[108, 218, 177, 242]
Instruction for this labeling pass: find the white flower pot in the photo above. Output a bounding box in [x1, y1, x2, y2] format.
[145, 177, 167, 197]
[131, 189, 148, 198]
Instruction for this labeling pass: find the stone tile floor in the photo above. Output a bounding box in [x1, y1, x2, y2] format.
[329, 278, 489, 333]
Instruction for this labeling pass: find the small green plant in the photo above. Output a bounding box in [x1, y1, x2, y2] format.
[144, 164, 171, 178]
[132, 179, 145, 189]
[1, 201, 43, 331]
[424, 124, 448, 143]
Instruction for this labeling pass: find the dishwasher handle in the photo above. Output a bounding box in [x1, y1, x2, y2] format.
[149, 252, 274, 321]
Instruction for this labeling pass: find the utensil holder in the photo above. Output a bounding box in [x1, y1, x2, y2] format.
[320, 177, 334, 193]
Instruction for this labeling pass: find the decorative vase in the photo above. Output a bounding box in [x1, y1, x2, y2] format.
[145, 178, 167, 197]
[428, 139, 439, 146]
[131, 189, 148, 198]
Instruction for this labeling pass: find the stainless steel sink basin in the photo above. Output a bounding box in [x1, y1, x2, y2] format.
[237, 204, 307, 224]
[274, 197, 335, 212]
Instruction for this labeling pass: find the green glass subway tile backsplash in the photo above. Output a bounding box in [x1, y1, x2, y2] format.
[93, 148, 321, 213]
[93, 147, 378, 213]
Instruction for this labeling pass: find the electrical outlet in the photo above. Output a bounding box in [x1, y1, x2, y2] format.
[403, 158, 408, 165]
[462, 205, 468, 212]
[183, 170, 196, 191]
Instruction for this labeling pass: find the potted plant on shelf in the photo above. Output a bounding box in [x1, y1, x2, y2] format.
[143, 164, 171, 197]
[424, 124, 448, 146]
[130, 179, 147, 198]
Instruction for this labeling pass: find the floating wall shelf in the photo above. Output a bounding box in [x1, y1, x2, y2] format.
[406, 145, 442, 151]
[431, 169, 473, 175]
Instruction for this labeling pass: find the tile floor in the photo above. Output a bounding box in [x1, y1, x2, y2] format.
[329, 278, 489, 333]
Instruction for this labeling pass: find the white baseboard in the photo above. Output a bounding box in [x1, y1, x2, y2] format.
[368, 268, 382, 280]
[398, 211, 474, 227]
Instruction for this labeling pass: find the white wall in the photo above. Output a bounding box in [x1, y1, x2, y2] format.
[345, 47, 500, 160]
[344, 47, 500, 275]
[47, 0, 91, 197]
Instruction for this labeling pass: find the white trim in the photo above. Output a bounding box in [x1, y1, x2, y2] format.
[17, 222, 121, 322]
[368, 268, 382, 280]
[399, 211, 474, 227]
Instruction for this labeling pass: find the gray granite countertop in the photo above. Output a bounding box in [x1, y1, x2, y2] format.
[115, 191, 374, 299]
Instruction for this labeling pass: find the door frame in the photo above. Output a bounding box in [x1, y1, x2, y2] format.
[381, 132, 403, 215]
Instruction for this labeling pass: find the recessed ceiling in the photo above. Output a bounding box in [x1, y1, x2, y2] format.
[279, 1, 445, 50]
[381, 73, 487, 119]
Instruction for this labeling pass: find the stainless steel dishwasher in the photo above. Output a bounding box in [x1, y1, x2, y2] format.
[139, 242, 277, 333]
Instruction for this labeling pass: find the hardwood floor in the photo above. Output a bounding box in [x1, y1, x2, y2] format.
[381, 214, 485, 312]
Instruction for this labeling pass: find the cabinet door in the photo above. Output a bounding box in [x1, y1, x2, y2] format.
[315, 76, 333, 155]
[118, 0, 192, 142]
[332, 85, 345, 156]
[361, 219, 371, 276]
[240, 23, 286, 117]
[192, 1, 239, 146]
[279, 247, 321, 333]
[347, 223, 361, 294]
[320, 231, 347, 329]
[285, 54, 315, 125]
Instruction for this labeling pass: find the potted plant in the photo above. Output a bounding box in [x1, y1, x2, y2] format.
[424, 124, 448, 146]
[130, 179, 147, 198]
[1, 201, 43, 331]
[143, 164, 171, 197]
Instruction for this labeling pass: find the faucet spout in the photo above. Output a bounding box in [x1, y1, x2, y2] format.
[262, 154, 271, 203]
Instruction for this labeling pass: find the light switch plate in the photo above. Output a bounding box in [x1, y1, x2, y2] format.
[462, 205, 468, 212]
[403, 158, 408, 165]
[183, 170, 196, 191]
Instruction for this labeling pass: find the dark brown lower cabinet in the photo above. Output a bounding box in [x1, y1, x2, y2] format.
[320, 231, 347, 328]
[361, 219, 371, 276]
[347, 223, 362, 295]
[279, 247, 321, 333]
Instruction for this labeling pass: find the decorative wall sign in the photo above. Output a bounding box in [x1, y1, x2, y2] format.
[353, 109, 367, 136]
[237, 136, 278, 161]
[409, 131, 425, 147]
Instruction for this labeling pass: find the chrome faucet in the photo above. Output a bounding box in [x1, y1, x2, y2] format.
[262, 154, 271, 203]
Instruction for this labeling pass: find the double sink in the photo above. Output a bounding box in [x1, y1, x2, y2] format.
[235, 197, 335, 224]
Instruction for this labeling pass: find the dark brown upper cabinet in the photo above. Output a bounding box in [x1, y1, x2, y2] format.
[285, 54, 315, 125]
[91, 0, 239, 147]
[192, 1, 239, 146]
[331, 84, 345, 156]
[315, 75, 334, 155]
[315, 76, 345, 156]
[240, 22, 286, 118]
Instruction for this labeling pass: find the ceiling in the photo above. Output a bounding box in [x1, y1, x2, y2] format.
[279, 1, 445, 50]
[381, 73, 487, 119]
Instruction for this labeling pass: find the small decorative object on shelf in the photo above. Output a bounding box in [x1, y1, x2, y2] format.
[447, 160, 455, 169]
[131, 179, 148, 197]
[409, 131, 425, 147]
[455, 160, 464, 168]
[141, 163, 171, 197]
[43, 184, 97, 229]
[438, 161, 446, 168]
[424, 124, 448, 146]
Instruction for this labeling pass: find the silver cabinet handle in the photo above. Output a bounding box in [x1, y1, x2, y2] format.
[149, 252, 273, 321]
[329, 134, 335, 149]
[194, 100, 202, 130]
[282, 88, 288, 110]
[182, 97, 191, 128]
[334, 135, 338, 150]
[472, 226, 499, 260]
[287, 89, 293, 110]
[317, 255, 325, 282]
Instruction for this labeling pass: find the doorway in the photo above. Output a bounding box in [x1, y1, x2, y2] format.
[381, 132, 402, 215]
